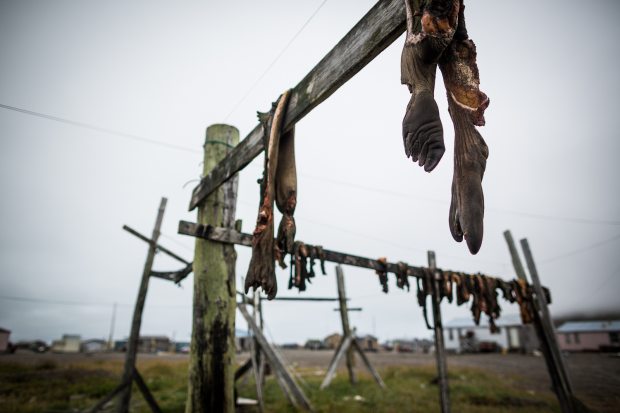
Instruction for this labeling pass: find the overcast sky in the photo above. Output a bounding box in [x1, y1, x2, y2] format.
[1, 0, 619, 345]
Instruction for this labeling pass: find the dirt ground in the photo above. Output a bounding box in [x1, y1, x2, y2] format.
[2, 350, 618, 412]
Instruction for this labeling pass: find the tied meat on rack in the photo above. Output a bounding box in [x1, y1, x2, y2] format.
[402, 0, 490, 254]
[245, 90, 292, 299]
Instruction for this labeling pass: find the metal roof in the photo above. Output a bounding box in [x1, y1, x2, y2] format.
[444, 313, 523, 329]
[557, 320, 620, 333]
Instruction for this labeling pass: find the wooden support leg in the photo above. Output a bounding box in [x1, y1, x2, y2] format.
[335, 265, 357, 385]
[117, 198, 167, 413]
[351, 339, 385, 388]
[235, 359, 252, 381]
[133, 368, 163, 413]
[520, 239, 591, 413]
[238, 304, 313, 412]
[250, 292, 265, 412]
[321, 334, 353, 389]
[428, 251, 451, 413]
[86, 379, 131, 413]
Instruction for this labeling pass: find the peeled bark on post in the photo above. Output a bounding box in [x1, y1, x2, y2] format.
[245, 90, 292, 299]
[186, 124, 239, 413]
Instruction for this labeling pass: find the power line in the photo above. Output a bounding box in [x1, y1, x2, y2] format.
[0, 295, 190, 309]
[300, 173, 620, 226]
[222, 0, 329, 121]
[0, 103, 200, 154]
[236, 199, 508, 268]
[4, 102, 617, 228]
[538, 233, 620, 265]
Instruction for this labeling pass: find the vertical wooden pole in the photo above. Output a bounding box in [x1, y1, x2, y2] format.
[428, 251, 450, 413]
[116, 197, 167, 413]
[503, 230, 528, 280]
[252, 291, 265, 412]
[520, 238, 577, 413]
[186, 124, 239, 413]
[336, 265, 357, 385]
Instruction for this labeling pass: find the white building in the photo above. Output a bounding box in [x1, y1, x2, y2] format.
[51, 334, 81, 353]
[443, 314, 538, 353]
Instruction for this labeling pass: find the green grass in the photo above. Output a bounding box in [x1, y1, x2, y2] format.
[237, 365, 558, 413]
[0, 358, 558, 412]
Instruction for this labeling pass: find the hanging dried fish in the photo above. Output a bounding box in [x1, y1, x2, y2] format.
[275, 125, 297, 268]
[416, 268, 433, 329]
[401, 0, 460, 172]
[396, 261, 410, 291]
[245, 90, 292, 299]
[375, 257, 389, 293]
[439, 1, 490, 254]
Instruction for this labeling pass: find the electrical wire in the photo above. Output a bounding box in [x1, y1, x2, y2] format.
[0, 295, 191, 309]
[0, 103, 199, 154]
[3, 101, 617, 228]
[222, 0, 329, 122]
[538, 233, 620, 265]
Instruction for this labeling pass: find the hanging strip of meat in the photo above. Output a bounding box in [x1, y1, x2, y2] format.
[275, 125, 297, 268]
[396, 261, 411, 291]
[401, 0, 460, 172]
[245, 90, 292, 299]
[438, 1, 490, 254]
[376, 257, 389, 293]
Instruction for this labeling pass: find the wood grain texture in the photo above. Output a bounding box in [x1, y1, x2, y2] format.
[189, 0, 406, 210]
[186, 125, 239, 413]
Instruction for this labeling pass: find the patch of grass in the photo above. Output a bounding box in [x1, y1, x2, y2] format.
[0, 359, 559, 413]
[237, 365, 559, 413]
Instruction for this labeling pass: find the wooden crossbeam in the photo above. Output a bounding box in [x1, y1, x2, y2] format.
[178, 221, 428, 276]
[178, 221, 530, 286]
[188, 0, 406, 210]
[123, 225, 190, 265]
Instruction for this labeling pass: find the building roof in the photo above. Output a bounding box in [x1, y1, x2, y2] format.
[0, 328, 10, 334]
[444, 314, 523, 329]
[557, 320, 620, 333]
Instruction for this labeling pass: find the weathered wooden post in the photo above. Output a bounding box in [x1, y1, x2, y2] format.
[503, 230, 588, 413]
[520, 238, 586, 413]
[186, 124, 239, 413]
[116, 197, 167, 413]
[335, 265, 357, 385]
[428, 250, 450, 413]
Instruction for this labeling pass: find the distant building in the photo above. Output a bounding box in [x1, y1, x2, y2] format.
[0, 328, 10, 352]
[356, 334, 379, 352]
[51, 334, 81, 353]
[137, 336, 171, 353]
[81, 339, 107, 353]
[385, 338, 433, 353]
[304, 339, 325, 350]
[557, 320, 620, 352]
[323, 333, 342, 350]
[236, 329, 251, 353]
[175, 342, 190, 353]
[443, 314, 538, 353]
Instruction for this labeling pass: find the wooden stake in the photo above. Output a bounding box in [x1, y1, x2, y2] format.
[520, 238, 586, 413]
[238, 304, 313, 412]
[186, 124, 239, 413]
[116, 197, 167, 413]
[428, 251, 450, 413]
[336, 265, 357, 385]
[502, 230, 527, 280]
[251, 291, 265, 412]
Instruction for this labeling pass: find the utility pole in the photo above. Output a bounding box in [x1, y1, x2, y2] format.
[186, 124, 239, 413]
[108, 302, 117, 351]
